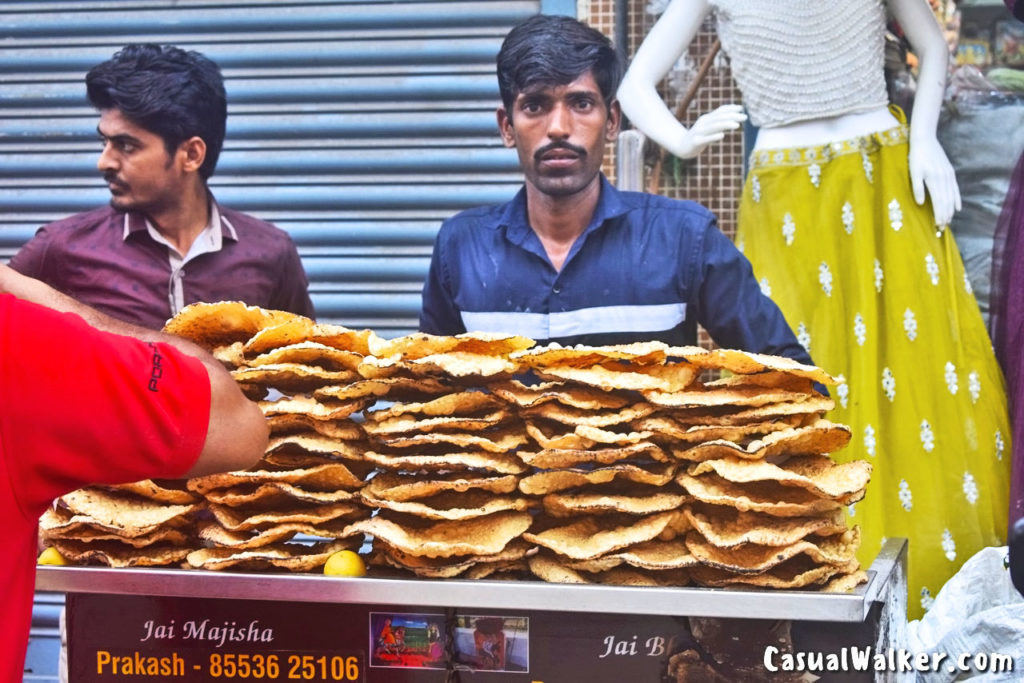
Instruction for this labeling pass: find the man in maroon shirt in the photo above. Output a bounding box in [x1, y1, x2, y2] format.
[9, 44, 314, 330]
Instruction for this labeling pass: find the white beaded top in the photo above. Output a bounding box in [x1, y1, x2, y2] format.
[709, 0, 891, 128]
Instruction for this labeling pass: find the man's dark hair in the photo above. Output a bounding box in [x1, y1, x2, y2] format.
[86, 44, 227, 180]
[496, 14, 624, 121]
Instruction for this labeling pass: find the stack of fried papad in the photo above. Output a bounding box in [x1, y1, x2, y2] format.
[177, 303, 380, 570]
[40, 483, 200, 567]
[510, 343, 870, 590]
[43, 303, 872, 591]
[350, 332, 539, 578]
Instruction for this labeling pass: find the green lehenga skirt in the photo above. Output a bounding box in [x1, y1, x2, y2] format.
[735, 116, 1010, 618]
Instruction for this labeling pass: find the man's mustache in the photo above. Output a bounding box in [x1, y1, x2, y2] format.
[534, 141, 587, 161]
[103, 172, 127, 189]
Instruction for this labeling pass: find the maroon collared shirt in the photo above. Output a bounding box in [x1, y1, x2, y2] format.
[9, 200, 315, 330]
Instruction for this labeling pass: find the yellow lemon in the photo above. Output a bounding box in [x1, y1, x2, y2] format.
[37, 547, 68, 566]
[323, 550, 366, 577]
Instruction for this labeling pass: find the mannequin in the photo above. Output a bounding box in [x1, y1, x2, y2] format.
[618, 0, 959, 226]
[619, 0, 1010, 619]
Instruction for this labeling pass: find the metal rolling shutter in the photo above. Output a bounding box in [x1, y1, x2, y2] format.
[0, 0, 551, 338]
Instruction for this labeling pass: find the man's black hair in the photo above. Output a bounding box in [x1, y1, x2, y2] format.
[496, 14, 625, 121]
[86, 43, 227, 180]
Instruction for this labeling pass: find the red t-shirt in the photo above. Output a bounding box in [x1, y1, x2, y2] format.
[0, 294, 211, 680]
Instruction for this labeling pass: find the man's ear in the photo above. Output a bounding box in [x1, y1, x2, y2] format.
[178, 136, 207, 174]
[496, 107, 516, 149]
[605, 99, 622, 142]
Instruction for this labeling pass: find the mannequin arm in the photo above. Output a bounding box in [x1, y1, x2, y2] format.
[888, 0, 961, 226]
[617, 0, 745, 159]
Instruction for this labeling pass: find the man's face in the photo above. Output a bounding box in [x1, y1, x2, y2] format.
[96, 108, 185, 214]
[498, 71, 620, 199]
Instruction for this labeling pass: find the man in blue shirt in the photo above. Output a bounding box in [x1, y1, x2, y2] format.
[420, 14, 809, 364]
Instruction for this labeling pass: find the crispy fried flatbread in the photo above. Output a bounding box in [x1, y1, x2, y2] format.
[363, 449, 527, 475]
[687, 454, 870, 501]
[597, 567, 690, 587]
[523, 512, 680, 560]
[188, 463, 365, 495]
[369, 331, 534, 360]
[518, 462, 677, 495]
[684, 506, 848, 548]
[197, 518, 362, 549]
[264, 433, 368, 463]
[365, 391, 505, 421]
[641, 386, 817, 409]
[49, 539, 193, 567]
[39, 508, 192, 547]
[407, 352, 520, 378]
[314, 377, 449, 402]
[488, 380, 632, 410]
[657, 397, 835, 426]
[361, 490, 534, 520]
[542, 488, 688, 517]
[163, 301, 297, 347]
[258, 395, 374, 420]
[685, 528, 861, 574]
[380, 538, 535, 569]
[462, 559, 531, 580]
[362, 471, 519, 502]
[212, 341, 246, 368]
[259, 452, 338, 470]
[233, 363, 358, 392]
[688, 557, 861, 589]
[205, 501, 364, 531]
[201, 482, 360, 507]
[246, 342, 364, 371]
[525, 420, 596, 449]
[264, 414, 365, 440]
[244, 319, 374, 356]
[58, 489, 194, 535]
[536, 362, 699, 392]
[100, 480, 199, 505]
[186, 538, 361, 571]
[361, 409, 509, 435]
[599, 538, 700, 571]
[633, 416, 804, 445]
[672, 421, 853, 462]
[522, 401, 655, 427]
[511, 341, 669, 368]
[374, 539, 536, 578]
[822, 570, 870, 593]
[704, 372, 816, 394]
[677, 473, 845, 517]
[517, 442, 668, 469]
[527, 553, 591, 583]
[670, 348, 838, 386]
[375, 425, 528, 452]
[344, 511, 532, 558]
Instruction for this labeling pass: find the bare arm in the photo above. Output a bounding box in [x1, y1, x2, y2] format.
[616, 0, 745, 159]
[0, 263, 267, 476]
[888, 0, 961, 226]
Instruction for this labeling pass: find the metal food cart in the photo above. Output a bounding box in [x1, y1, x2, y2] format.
[36, 538, 907, 682]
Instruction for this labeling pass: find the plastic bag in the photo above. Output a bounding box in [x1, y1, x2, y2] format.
[906, 546, 1024, 681]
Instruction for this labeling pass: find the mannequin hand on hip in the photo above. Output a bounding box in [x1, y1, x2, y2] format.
[909, 135, 961, 227]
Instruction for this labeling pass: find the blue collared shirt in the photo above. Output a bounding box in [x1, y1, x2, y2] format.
[420, 176, 812, 364]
